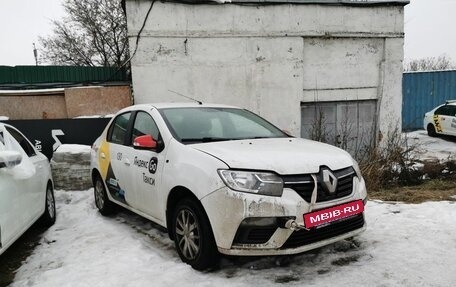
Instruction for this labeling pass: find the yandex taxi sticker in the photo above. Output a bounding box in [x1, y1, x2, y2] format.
[304, 200, 364, 228]
[433, 115, 443, 133]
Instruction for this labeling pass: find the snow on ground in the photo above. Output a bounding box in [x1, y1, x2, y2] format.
[406, 130, 456, 161]
[54, 144, 91, 154]
[11, 190, 456, 287]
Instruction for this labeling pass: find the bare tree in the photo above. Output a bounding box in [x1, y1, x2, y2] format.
[404, 55, 455, 72]
[39, 0, 128, 67]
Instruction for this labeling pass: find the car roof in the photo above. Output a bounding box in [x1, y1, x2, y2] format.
[118, 102, 241, 113]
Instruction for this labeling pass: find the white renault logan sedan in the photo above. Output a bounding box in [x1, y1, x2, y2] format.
[90, 103, 367, 270]
[0, 123, 56, 256]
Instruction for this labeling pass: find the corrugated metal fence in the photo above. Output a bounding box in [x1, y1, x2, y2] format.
[402, 70, 456, 130]
[0, 66, 128, 85]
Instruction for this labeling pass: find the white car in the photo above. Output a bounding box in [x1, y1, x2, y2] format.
[0, 123, 56, 256]
[424, 100, 456, 137]
[90, 103, 367, 270]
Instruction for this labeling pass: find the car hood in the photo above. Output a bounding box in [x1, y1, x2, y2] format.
[191, 138, 353, 175]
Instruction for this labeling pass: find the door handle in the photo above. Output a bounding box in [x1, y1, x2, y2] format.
[100, 152, 106, 159]
[123, 158, 131, 166]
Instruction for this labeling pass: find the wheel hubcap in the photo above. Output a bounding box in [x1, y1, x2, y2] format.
[175, 209, 200, 260]
[46, 187, 55, 219]
[95, 180, 105, 209]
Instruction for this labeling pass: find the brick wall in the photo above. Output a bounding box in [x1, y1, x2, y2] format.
[0, 85, 132, 120]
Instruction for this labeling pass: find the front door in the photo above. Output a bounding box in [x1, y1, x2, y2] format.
[129, 111, 165, 219]
[4, 126, 43, 225]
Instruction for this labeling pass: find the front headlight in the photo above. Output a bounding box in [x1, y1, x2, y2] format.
[351, 158, 363, 179]
[218, 170, 283, 197]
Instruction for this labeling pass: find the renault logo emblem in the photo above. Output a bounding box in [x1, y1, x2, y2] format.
[322, 169, 338, 194]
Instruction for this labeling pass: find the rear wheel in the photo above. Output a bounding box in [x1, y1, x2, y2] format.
[94, 175, 116, 215]
[427, 124, 437, 137]
[39, 182, 56, 227]
[173, 198, 219, 270]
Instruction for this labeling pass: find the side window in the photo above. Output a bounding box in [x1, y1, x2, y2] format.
[131, 112, 160, 144]
[449, 106, 456, 117]
[5, 127, 36, 157]
[108, 112, 131, 145]
[435, 106, 452, 116]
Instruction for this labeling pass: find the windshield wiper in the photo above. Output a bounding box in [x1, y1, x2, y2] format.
[181, 137, 232, 143]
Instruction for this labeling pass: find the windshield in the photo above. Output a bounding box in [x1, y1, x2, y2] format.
[159, 107, 288, 143]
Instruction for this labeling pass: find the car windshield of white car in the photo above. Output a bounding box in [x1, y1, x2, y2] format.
[159, 107, 288, 143]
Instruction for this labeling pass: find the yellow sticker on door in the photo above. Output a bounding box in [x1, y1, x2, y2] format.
[433, 115, 443, 133]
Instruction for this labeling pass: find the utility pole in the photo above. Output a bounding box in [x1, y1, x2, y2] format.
[33, 43, 38, 66]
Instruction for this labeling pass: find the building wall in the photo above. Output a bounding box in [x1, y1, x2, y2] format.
[65, 86, 132, 118]
[126, 1, 405, 144]
[0, 90, 68, 119]
[0, 86, 132, 120]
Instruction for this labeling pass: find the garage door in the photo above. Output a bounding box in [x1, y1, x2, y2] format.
[301, 100, 377, 156]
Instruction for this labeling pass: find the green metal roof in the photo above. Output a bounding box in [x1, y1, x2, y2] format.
[0, 66, 129, 88]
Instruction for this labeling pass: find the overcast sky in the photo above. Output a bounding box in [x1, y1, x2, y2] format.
[0, 0, 454, 66]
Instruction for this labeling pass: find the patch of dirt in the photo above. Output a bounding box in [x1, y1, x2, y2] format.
[274, 275, 300, 283]
[369, 180, 456, 203]
[331, 254, 361, 266]
[0, 225, 46, 287]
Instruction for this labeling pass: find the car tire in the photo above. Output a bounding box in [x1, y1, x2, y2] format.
[427, 124, 437, 137]
[39, 182, 56, 227]
[172, 198, 219, 271]
[94, 175, 116, 216]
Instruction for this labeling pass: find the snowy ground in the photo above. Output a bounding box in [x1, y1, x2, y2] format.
[10, 189, 456, 287]
[406, 130, 456, 161]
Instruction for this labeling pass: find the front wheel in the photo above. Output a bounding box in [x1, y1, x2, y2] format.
[94, 175, 116, 216]
[39, 182, 56, 227]
[173, 198, 219, 270]
[427, 124, 437, 137]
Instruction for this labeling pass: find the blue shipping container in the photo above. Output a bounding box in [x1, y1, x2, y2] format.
[402, 70, 456, 131]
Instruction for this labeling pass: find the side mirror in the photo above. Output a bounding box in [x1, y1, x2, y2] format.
[0, 151, 22, 168]
[133, 135, 157, 150]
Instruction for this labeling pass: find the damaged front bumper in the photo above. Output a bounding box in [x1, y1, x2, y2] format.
[200, 176, 367, 256]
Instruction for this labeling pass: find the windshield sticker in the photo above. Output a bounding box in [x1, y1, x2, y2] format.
[433, 115, 443, 132]
[149, 157, 158, 174]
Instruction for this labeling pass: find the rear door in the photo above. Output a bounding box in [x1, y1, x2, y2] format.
[103, 112, 138, 207]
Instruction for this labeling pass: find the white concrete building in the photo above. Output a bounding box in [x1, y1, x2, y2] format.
[124, 0, 408, 155]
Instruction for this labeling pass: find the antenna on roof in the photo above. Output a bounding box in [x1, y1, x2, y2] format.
[168, 90, 203, 105]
